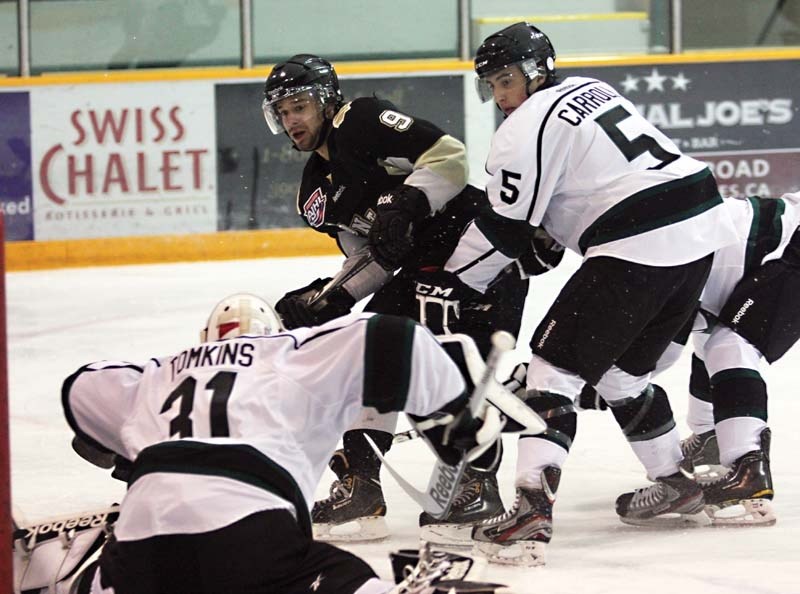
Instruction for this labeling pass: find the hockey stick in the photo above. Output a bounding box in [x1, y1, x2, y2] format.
[367, 331, 517, 519]
[306, 248, 375, 311]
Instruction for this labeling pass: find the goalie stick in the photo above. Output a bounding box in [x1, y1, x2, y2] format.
[306, 247, 375, 311]
[367, 331, 518, 520]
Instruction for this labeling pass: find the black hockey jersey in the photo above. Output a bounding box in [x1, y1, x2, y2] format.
[297, 97, 485, 270]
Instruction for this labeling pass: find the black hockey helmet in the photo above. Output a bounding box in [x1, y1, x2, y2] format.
[262, 54, 344, 135]
[474, 22, 556, 103]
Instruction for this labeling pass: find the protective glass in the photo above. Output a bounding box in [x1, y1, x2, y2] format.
[261, 87, 326, 134]
[474, 59, 541, 103]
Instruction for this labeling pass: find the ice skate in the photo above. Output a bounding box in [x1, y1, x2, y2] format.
[703, 427, 775, 526]
[312, 449, 389, 541]
[680, 429, 727, 479]
[470, 466, 560, 567]
[616, 469, 711, 527]
[390, 543, 511, 593]
[419, 465, 505, 546]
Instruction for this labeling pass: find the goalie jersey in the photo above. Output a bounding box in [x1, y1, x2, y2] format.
[445, 76, 740, 292]
[62, 313, 466, 541]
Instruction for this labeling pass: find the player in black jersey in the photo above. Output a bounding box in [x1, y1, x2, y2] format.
[261, 54, 532, 543]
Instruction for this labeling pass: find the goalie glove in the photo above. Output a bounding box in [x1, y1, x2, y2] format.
[275, 277, 356, 329]
[408, 394, 504, 467]
[368, 184, 431, 270]
[516, 226, 565, 278]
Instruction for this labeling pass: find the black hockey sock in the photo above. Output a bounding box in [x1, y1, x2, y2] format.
[689, 353, 711, 403]
[610, 384, 676, 443]
[343, 429, 392, 481]
[711, 370, 767, 424]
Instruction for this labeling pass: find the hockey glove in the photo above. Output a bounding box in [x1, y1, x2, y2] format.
[414, 268, 482, 335]
[275, 277, 356, 330]
[408, 394, 504, 466]
[517, 226, 565, 277]
[368, 184, 431, 270]
[574, 384, 608, 411]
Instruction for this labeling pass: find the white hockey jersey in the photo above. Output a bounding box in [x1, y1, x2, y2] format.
[446, 76, 740, 292]
[62, 312, 466, 541]
[701, 191, 800, 316]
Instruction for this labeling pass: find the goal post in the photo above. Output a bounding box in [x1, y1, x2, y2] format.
[0, 211, 11, 590]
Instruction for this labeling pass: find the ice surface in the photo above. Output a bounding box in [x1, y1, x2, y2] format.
[8, 252, 799, 593]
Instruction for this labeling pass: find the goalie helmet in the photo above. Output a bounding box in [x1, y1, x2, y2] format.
[200, 293, 284, 342]
[474, 22, 556, 103]
[262, 54, 344, 135]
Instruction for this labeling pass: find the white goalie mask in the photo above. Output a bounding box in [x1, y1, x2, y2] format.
[200, 293, 284, 342]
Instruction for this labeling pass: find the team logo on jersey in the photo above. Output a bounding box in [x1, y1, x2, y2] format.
[303, 188, 327, 227]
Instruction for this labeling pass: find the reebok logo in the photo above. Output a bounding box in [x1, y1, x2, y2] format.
[536, 319, 557, 350]
[23, 511, 112, 542]
[377, 194, 394, 206]
[731, 298, 755, 325]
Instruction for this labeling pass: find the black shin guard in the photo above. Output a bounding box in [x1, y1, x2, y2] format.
[610, 384, 676, 443]
[522, 391, 577, 451]
[710, 370, 768, 424]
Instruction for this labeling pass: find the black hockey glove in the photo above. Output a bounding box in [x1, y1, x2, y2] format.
[517, 226, 565, 277]
[574, 384, 608, 411]
[414, 268, 482, 335]
[368, 184, 431, 271]
[275, 277, 356, 330]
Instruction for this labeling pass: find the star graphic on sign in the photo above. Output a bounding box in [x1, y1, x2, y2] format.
[671, 72, 691, 91]
[620, 74, 640, 93]
[643, 68, 668, 92]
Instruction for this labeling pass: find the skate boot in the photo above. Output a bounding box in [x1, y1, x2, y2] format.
[615, 469, 710, 527]
[390, 543, 511, 593]
[702, 427, 775, 526]
[680, 429, 726, 478]
[470, 466, 560, 567]
[312, 449, 389, 541]
[419, 465, 505, 545]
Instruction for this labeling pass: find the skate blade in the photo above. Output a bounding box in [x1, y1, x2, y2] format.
[473, 540, 546, 567]
[707, 499, 776, 527]
[312, 516, 389, 542]
[420, 523, 476, 547]
[619, 508, 712, 528]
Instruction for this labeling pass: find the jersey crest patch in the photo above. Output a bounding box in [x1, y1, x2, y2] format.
[303, 188, 327, 227]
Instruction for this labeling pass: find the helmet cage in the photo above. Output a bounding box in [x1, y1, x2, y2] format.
[262, 85, 334, 135]
[474, 57, 544, 103]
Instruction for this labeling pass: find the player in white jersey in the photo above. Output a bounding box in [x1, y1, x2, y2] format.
[570, 190, 800, 526]
[411, 22, 742, 565]
[53, 294, 509, 594]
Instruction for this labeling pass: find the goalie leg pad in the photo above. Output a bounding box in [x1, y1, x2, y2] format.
[13, 505, 118, 594]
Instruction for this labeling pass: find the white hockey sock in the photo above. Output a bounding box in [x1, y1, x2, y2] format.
[515, 438, 567, 490]
[715, 417, 767, 467]
[686, 394, 714, 435]
[629, 426, 682, 480]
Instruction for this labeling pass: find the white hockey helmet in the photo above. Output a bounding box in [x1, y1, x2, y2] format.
[200, 293, 284, 342]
